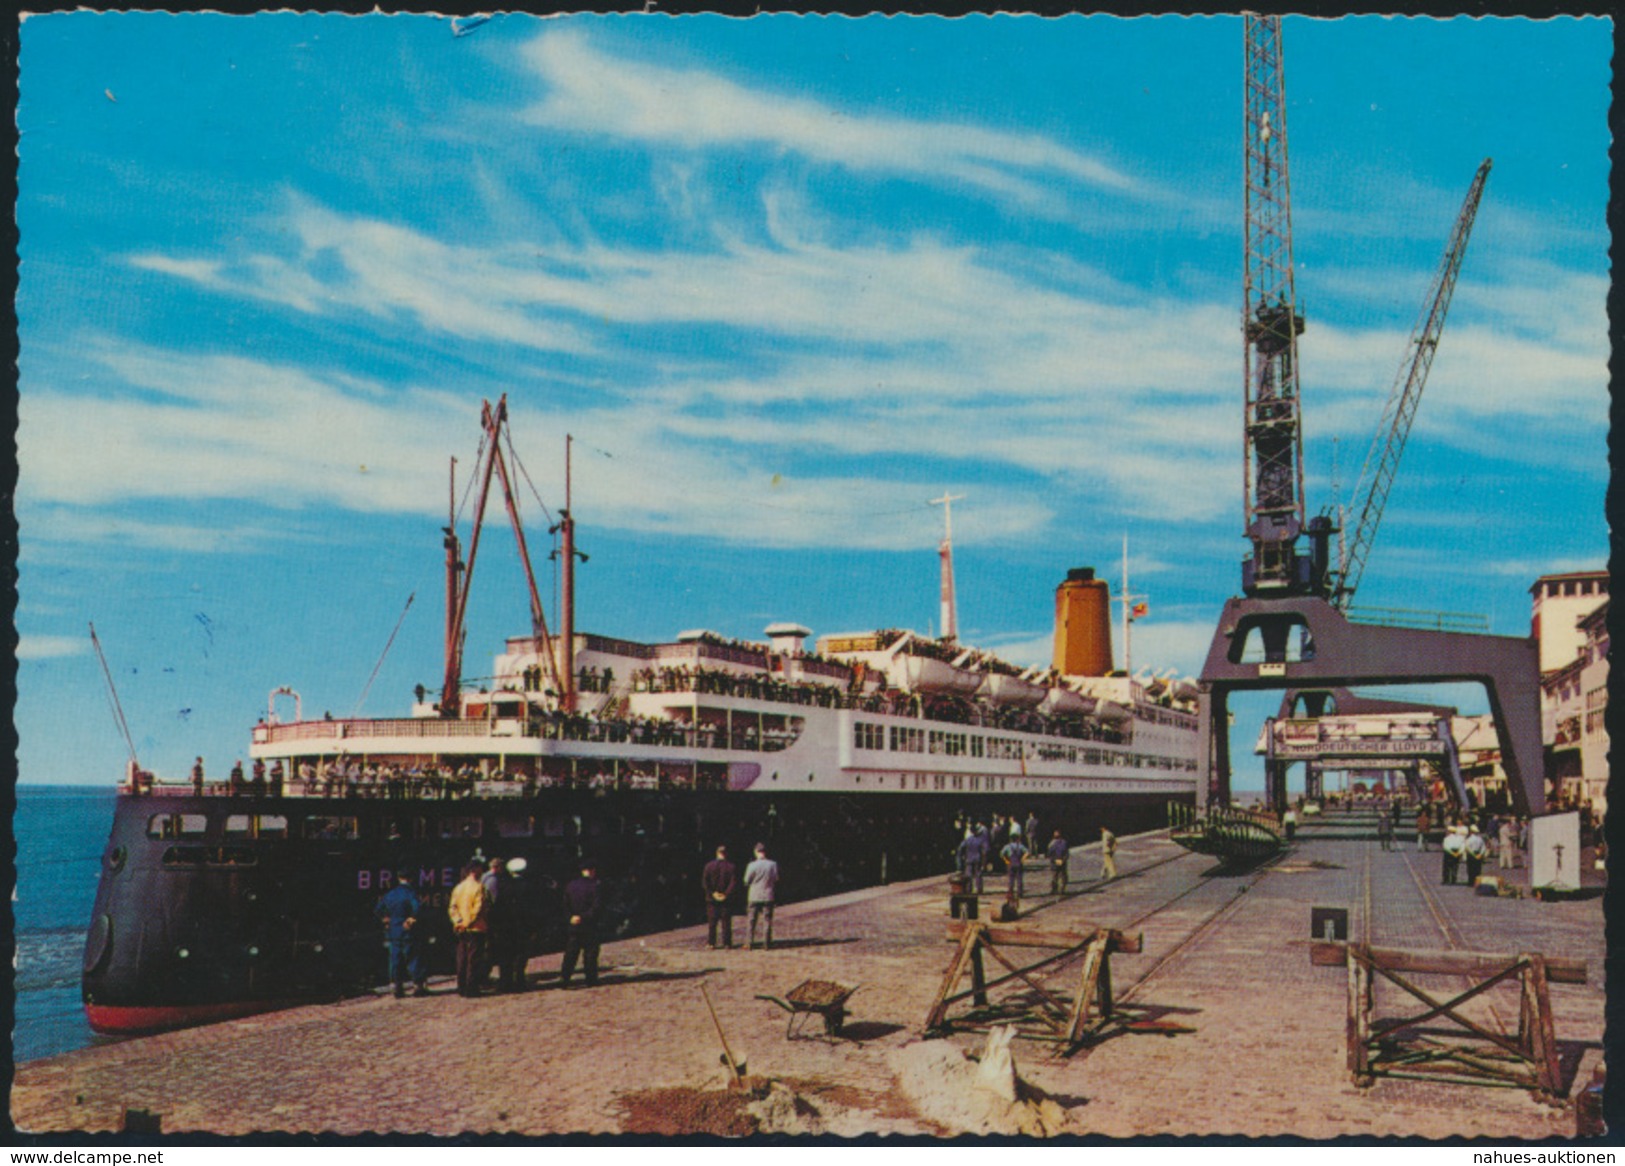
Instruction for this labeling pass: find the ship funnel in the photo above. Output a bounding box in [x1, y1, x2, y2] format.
[1053, 566, 1114, 677]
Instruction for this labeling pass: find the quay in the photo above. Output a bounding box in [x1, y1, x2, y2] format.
[12, 818, 1606, 1138]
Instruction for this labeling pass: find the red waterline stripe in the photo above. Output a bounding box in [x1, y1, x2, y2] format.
[85, 998, 297, 1035]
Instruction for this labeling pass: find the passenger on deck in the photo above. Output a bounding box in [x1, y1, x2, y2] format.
[702, 845, 738, 950]
[1415, 806, 1432, 852]
[191, 757, 205, 795]
[1498, 817, 1518, 870]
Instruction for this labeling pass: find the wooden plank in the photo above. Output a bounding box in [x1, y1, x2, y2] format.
[1065, 934, 1106, 1045]
[1347, 948, 1369, 1083]
[1310, 942, 1585, 984]
[926, 922, 981, 1030]
[946, 920, 1142, 953]
[980, 938, 1072, 1032]
[1526, 953, 1562, 1098]
[1374, 963, 1531, 1059]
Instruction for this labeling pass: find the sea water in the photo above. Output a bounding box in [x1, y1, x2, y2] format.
[14, 785, 119, 1062]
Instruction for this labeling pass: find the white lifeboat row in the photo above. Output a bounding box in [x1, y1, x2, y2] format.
[870, 637, 1138, 722]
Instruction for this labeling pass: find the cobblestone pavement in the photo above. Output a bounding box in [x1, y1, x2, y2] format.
[12, 829, 1604, 1138]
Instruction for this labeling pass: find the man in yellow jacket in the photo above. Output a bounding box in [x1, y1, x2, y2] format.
[448, 861, 490, 997]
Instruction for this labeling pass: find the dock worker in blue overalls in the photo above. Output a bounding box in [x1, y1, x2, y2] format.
[376, 870, 427, 998]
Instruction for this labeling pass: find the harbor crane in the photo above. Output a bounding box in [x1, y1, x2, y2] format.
[1194, 15, 1545, 819]
[1330, 159, 1493, 610]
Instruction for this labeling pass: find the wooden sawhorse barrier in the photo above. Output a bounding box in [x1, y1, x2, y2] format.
[1311, 941, 1587, 1099]
[925, 920, 1143, 1052]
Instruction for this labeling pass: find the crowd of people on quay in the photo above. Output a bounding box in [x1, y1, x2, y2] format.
[947, 811, 1114, 906]
[383, 852, 569, 998]
[378, 840, 789, 999]
[1293, 791, 1608, 888]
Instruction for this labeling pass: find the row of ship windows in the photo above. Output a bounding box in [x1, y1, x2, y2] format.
[853, 723, 1027, 759]
[148, 812, 554, 843]
[852, 722, 1195, 771]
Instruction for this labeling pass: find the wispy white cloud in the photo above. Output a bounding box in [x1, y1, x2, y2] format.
[17, 634, 89, 661]
[20, 508, 306, 556]
[517, 30, 1144, 216]
[19, 340, 468, 515]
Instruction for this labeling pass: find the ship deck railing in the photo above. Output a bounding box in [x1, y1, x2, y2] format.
[122, 769, 739, 800]
[256, 715, 802, 753]
[252, 695, 1156, 755]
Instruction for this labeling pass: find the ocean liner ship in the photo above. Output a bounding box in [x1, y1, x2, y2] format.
[83, 398, 1199, 1034]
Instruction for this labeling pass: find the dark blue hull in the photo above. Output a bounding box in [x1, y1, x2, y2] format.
[83, 785, 1187, 1032]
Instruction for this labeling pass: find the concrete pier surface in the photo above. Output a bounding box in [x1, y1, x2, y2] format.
[12, 823, 1606, 1138]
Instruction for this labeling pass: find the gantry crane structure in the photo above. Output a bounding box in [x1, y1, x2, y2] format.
[1194, 15, 1545, 818]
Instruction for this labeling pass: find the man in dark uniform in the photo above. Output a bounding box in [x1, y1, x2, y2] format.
[701, 845, 738, 949]
[499, 857, 535, 992]
[375, 870, 427, 997]
[561, 861, 602, 988]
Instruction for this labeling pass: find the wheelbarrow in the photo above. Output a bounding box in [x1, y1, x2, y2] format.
[755, 979, 859, 1039]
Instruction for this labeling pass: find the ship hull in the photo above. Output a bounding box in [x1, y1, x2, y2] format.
[1169, 813, 1284, 865]
[83, 784, 1186, 1032]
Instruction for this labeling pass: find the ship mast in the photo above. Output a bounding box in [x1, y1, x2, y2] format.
[560, 435, 577, 712]
[441, 457, 464, 714]
[1116, 534, 1147, 676]
[440, 396, 564, 716]
[931, 492, 963, 643]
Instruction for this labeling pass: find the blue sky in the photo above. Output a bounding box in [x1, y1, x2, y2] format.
[16, 13, 1610, 788]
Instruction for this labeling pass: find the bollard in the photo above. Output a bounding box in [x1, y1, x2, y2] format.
[1311, 906, 1348, 942]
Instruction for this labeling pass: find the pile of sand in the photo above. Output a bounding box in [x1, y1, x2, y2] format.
[888, 1030, 1081, 1137]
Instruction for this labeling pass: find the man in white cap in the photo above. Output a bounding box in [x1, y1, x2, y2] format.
[498, 857, 533, 992]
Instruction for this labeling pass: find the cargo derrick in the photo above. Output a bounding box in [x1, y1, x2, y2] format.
[1194, 16, 1544, 818]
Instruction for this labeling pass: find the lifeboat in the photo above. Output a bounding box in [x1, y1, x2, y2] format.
[1039, 687, 1097, 718]
[889, 654, 983, 696]
[976, 672, 1048, 708]
[1094, 700, 1134, 724]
